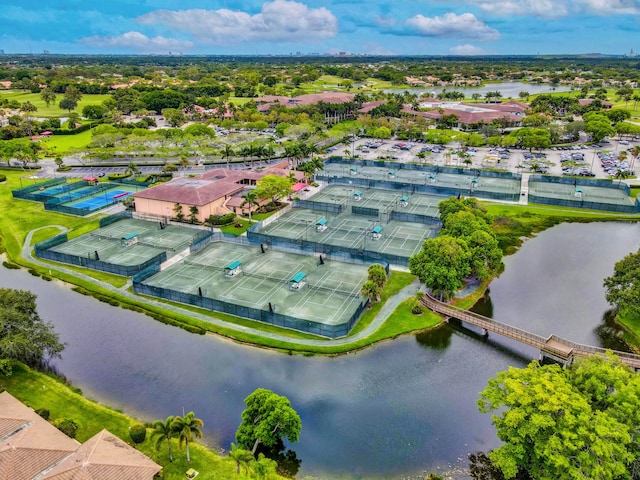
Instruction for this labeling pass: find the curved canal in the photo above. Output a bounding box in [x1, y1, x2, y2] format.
[1, 221, 638, 478]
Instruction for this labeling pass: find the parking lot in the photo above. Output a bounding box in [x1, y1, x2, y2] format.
[330, 136, 640, 181]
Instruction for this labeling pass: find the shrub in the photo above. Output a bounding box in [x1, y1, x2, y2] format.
[54, 419, 79, 438]
[107, 172, 132, 181]
[35, 408, 50, 420]
[129, 424, 147, 444]
[209, 213, 236, 225]
[411, 301, 423, 315]
[0, 174, 6, 182]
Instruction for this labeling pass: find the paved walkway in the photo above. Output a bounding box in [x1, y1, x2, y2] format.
[22, 226, 421, 347]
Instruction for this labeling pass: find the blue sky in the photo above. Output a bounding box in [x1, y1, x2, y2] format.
[0, 0, 638, 56]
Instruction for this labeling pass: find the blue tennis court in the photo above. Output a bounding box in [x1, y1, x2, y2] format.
[55, 186, 105, 203]
[69, 190, 130, 210]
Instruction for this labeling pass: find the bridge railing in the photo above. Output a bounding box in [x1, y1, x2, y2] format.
[546, 335, 640, 368]
[421, 293, 547, 347]
[422, 293, 640, 369]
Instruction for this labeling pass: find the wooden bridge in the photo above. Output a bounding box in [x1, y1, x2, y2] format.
[420, 293, 640, 370]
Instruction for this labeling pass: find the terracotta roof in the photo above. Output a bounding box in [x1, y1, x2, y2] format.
[358, 101, 385, 114]
[0, 392, 79, 480]
[132, 176, 244, 205]
[133, 167, 303, 206]
[39, 430, 161, 480]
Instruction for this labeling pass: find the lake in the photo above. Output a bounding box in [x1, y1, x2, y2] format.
[1, 221, 637, 478]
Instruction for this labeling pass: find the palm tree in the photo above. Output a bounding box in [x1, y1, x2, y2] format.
[471, 93, 481, 103]
[171, 412, 203, 462]
[240, 190, 259, 220]
[179, 155, 190, 174]
[629, 145, 640, 175]
[228, 443, 253, 475]
[222, 144, 235, 169]
[361, 280, 380, 306]
[614, 168, 630, 185]
[151, 416, 175, 462]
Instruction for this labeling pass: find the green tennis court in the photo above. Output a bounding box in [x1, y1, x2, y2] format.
[258, 204, 435, 260]
[322, 163, 520, 195]
[529, 181, 634, 205]
[140, 242, 370, 326]
[49, 218, 205, 266]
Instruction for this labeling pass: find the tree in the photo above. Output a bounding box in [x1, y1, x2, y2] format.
[478, 356, 638, 480]
[151, 415, 175, 462]
[367, 264, 387, 289]
[604, 248, 640, 318]
[228, 443, 253, 475]
[252, 453, 278, 480]
[63, 85, 83, 104]
[409, 236, 471, 300]
[188, 205, 199, 224]
[222, 144, 235, 168]
[82, 104, 105, 120]
[235, 388, 302, 455]
[59, 98, 77, 113]
[240, 190, 260, 220]
[20, 101, 37, 114]
[40, 88, 56, 108]
[173, 203, 185, 222]
[171, 411, 203, 462]
[255, 174, 293, 205]
[0, 289, 64, 375]
[361, 280, 381, 305]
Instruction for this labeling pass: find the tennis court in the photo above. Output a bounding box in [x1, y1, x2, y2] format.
[322, 163, 520, 195]
[141, 242, 370, 326]
[529, 181, 634, 206]
[49, 218, 203, 266]
[311, 184, 442, 218]
[258, 205, 435, 261]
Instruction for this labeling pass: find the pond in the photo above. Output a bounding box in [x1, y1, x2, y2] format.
[1, 221, 637, 478]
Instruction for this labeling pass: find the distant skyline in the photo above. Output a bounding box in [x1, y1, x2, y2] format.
[1, 0, 638, 57]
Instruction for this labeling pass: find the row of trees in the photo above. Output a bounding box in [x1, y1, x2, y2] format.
[409, 197, 503, 300]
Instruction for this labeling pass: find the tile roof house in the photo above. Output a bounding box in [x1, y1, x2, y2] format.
[0, 392, 160, 480]
[132, 166, 304, 222]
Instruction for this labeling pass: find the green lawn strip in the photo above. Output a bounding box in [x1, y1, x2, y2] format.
[348, 271, 416, 336]
[228, 96, 253, 106]
[40, 128, 94, 154]
[372, 298, 442, 339]
[218, 218, 252, 235]
[0, 363, 265, 480]
[0, 91, 111, 117]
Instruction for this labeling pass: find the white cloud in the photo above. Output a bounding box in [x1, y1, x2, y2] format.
[575, 0, 640, 15]
[461, 0, 639, 18]
[136, 0, 338, 44]
[470, 0, 568, 18]
[406, 12, 500, 41]
[79, 32, 194, 53]
[450, 44, 486, 55]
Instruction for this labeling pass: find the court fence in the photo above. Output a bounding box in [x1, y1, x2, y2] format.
[99, 211, 133, 228]
[528, 175, 640, 213]
[34, 232, 167, 276]
[292, 199, 344, 214]
[12, 177, 70, 201]
[248, 220, 409, 266]
[316, 175, 519, 202]
[132, 255, 369, 339]
[319, 158, 520, 202]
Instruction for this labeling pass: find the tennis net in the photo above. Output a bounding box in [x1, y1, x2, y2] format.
[307, 283, 362, 299]
[90, 232, 120, 241]
[183, 259, 226, 272]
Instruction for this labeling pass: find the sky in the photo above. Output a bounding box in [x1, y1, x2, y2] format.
[0, 0, 638, 56]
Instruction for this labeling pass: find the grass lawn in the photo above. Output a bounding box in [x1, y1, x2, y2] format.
[218, 218, 252, 235]
[40, 128, 94, 154]
[0, 90, 111, 117]
[0, 362, 267, 480]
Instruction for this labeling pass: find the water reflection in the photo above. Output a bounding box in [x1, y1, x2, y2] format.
[1, 221, 639, 478]
[595, 309, 633, 352]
